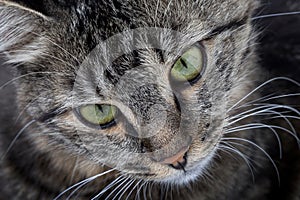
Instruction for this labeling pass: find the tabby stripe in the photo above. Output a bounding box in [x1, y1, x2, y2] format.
[207, 17, 247, 39]
[37, 107, 67, 122]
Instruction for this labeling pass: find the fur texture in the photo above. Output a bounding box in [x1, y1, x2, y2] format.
[0, 0, 299, 199]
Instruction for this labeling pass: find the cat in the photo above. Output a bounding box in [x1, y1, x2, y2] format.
[0, 0, 299, 199]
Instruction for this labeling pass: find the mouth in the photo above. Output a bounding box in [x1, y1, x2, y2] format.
[141, 150, 215, 186]
[123, 142, 218, 184]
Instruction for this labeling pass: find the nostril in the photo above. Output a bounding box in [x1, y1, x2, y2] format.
[158, 147, 189, 170]
[169, 153, 187, 171]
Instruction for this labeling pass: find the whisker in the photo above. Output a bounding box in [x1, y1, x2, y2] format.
[1, 119, 36, 160]
[228, 104, 272, 121]
[69, 156, 79, 185]
[229, 110, 298, 126]
[66, 178, 94, 200]
[225, 121, 300, 155]
[14, 94, 44, 124]
[117, 178, 136, 200]
[66, 171, 118, 200]
[222, 137, 280, 184]
[228, 107, 297, 142]
[91, 175, 125, 200]
[170, 182, 174, 200]
[105, 176, 130, 200]
[218, 143, 255, 182]
[143, 181, 149, 200]
[163, 183, 169, 200]
[135, 181, 147, 200]
[0, 71, 68, 91]
[125, 180, 143, 200]
[112, 179, 132, 200]
[253, 103, 300, 116]
[233, 93, 276, 110]
[227, 77, 300, 113]
[232, 92, 300, 111]
[54, 168, 115, 200]
[263, 110, 297, 138]
[149, 181, 154, 200]
[261, 93, 300, 102]
[252, 11, 300, 20]
[227, 104, 300, 127]
[268, 115, 300, 120]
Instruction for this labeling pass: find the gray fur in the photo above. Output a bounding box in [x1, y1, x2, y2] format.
[0, 0, 299, 199]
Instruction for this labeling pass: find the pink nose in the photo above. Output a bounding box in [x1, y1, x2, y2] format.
[159, 146, 189, 166]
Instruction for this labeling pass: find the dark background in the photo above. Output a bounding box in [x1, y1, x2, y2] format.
[256, 0, 300, 80]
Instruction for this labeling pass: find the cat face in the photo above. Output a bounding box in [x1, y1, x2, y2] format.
[0, 0, 258, 184]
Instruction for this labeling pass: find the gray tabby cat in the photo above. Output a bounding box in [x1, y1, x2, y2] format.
[0, 0, 299, 199]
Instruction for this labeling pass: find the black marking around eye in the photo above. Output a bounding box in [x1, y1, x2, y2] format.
[207, 17, 248, 39]
[173, 93, 182, 113]
[37, 107, 67, 122]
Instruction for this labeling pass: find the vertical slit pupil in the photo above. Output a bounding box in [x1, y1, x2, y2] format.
[180, 58, 188, 68]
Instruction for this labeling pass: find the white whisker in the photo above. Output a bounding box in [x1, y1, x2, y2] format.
[54, 168, 115, 200]
[253, 103, 300, 116]
[228, 104, 272, 121]
[222, 137, 280, 184]
[227, 77, 300, 113]
[125, 180, 143, 200]
[135, 181, 147, 200]
[69, 156, 79, 185]
[227, 104, 300, 127]
[218, 143, 255, 182]
[262, 93, 300, 102]
[252, 11, 300, 20]
[224, 121, 300, 156]
[117, 178, 136, 200]
[268, 115, 300, 120]
[0, 71, 68, 91]
[14, 94, 44, 124]
[234, 93, 276, 110]
[105, 176, 130, 200]
[1, 120, 36, 160]
[143, 181, 149, 200]
[149, 182, 154, 200]
[91, 175, 124, 200]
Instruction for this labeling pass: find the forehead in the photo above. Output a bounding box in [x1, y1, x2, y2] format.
[64, 0, 255, 76]
[68, 0, 254, 38]
[60, 0, 255, 64]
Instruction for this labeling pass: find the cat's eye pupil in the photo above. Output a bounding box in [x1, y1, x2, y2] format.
[77, 104, 117, 129]
[171, 44, 206, 83]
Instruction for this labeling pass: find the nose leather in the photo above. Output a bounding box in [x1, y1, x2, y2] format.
[159, 146, 189, 166]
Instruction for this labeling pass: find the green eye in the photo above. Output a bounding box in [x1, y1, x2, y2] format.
[77, 104, 117, 128]
[171, 45, 206, 82]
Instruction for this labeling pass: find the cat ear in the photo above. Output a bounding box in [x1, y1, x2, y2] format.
[0, 0, 50, 64]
